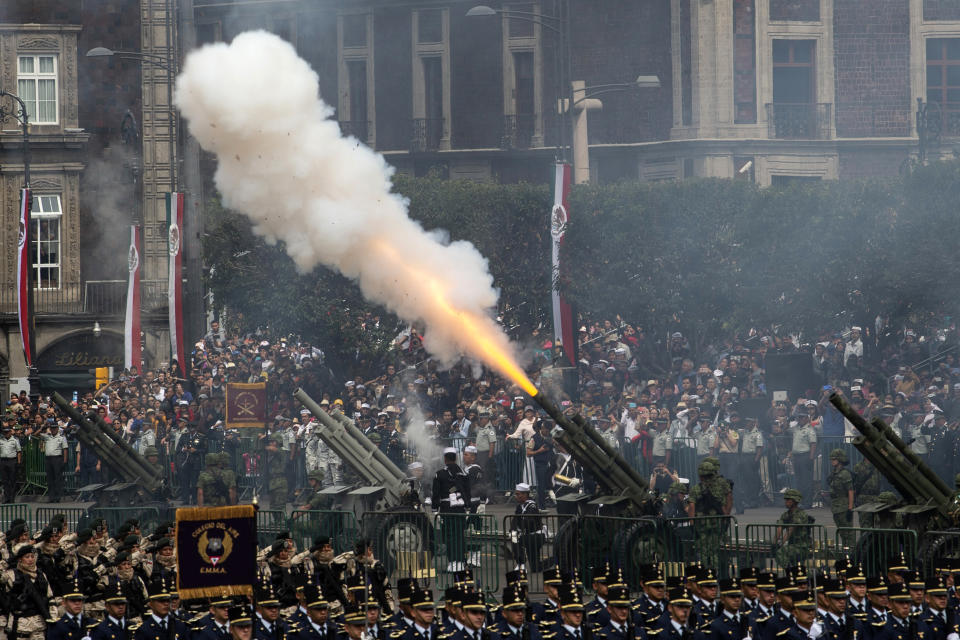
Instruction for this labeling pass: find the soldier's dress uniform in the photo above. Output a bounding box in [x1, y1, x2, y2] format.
[542, 584, 594, 640]
[692, 569, 719, 625]
[176, 427, 205, 505]
[432, 453, 471, 571]
[90, 614, 131, 640]
[595, 586, 640, 640]
[771, 591, 817, 640]
[133, 579, 190, 640]
[46, 610, 98, 640]
[395, 589, 441, 640]
[192, 595, 233, 640]
[916, 577, 956, 640]
[5, 544, 54, 640]
[491, 586, 542, 640]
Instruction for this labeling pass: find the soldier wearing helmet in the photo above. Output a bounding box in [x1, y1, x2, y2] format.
[298, 469, 331, 511]
[198, 453, 237, 507]
[775, 488, 814, 568]
[688, 458, 732, 567]
[828, 449, 855, 548]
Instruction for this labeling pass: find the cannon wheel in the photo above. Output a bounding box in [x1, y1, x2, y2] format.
[372, 513, 433, 576]
[614, 520, 668, 574]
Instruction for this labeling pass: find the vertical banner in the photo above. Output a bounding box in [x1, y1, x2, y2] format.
[16, 188, 31, 366]
[175, 504, 256, 600]
[167, 192, 185, 374]
[124, 225, 142, 372]
[550, 163, 575, 366]
[225, 382, 267, 429]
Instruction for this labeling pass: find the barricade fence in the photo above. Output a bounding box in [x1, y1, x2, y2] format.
[743, 522, 831, 573]
[502, 514, 575, 594]
[663, 516, 739, 575]
[289, 510, 360, 556]
[836, 527, 918, 576]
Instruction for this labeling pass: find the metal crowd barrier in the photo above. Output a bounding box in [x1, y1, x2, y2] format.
[361, 510, 435, 583]
[836, 527, 918, 576]
[289, 509, 361, 555]
[0, 504, 30, 531]
[663, 516, 739, 574]
[502, 513, 575, 594]
[86, 506, 164, 537]
[256, 509, 288, 547]
[432, 513, 500, 593]
[743, 522, 830, 572]
[34, 506, 86, 533]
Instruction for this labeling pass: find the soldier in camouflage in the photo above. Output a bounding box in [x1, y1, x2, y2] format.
[687, 459, 732, 567]
[853, 457, 880, 528]
[263, 435, 288, 509]
[299, 469, 332, 511]
[774, 488, 813, 569]
[827, 449, 855, 549]
[198, 453, 237, 507]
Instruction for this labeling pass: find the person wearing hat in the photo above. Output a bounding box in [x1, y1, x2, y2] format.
[339, 604, 369, 640]
[692, 567, 719, 623]
[226, 604, 254, 640]
[194, 594, 233, 640]
[737, 568, 759, 614]
[826, 449, 855, 548]
[432, 448, 470, 573]
[747, 572, 777, 634]
[288, 583, 336, 640]
[773, 489, 813, 569]
[134, 578, 190, 640]
[688, 459, 731, 568]
[547, 582, 587, 640]
[6, 544, 52, 640]
[904, 571, 925, 615]
[46, 575, 95, 640]
[865, 577, 889, 626]
[789, 413, 817, 509]
[663, 482, 689, 519]
[261, 434, 288, 510]
[739, 417, 764, 510]
[91, 580, 129, 640]
[397, 589, 439, 640]
[530, 566, 563, 625]
[198, 452, 238, 507]
[450, 591, 487, 640]
[473, 411, 497, 478]
[298, 469, 331, 511]
[461, 446, 488, 516]
[818, 578, 856, 640]
[916, 577, 956, 640]
[585, 562, 613, 627]
[782, 591, 818, 640]
[594, 585, 633, 640]
[706, 577, 748, 639]
[388, 577, 420, 629]
[877, 583, 913, 637]
[650, 587, 693, 640]
[38, 418, 68, 503]
[0, 422, 21, 503]
[492, 585, 535, 640]
[845, 566, 868, 619]
[255, 580, 286, 640]
[510, 483, 543, 574]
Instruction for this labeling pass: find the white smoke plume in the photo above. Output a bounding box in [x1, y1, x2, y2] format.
[175, 31, 524, 375]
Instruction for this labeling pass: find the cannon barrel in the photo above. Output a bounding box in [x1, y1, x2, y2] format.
[50, 392, 163, 493]
[829, 392, 951, 511]
[294, 388, 408, 504]
[533, 390, 650, 510]
[84, 407, 163, 483]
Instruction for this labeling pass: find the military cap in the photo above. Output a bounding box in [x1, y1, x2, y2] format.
[267, 540, 288, 558]
[543, 566, 562, 585]
[719, 578, 741, 596]
[757, 572, 777, 590]
[307, 469, 324, 482]
[146, 579, 171, 600]
[668, 482, 687, 495]
[505, 569, 528, 587]
[774, 576, 797, 594]
[228, 605, 253, 626]
[122, 534, 140, 548]
[643, 565, 666, 586]
[345, 574, 368, 593]
[888, 552, 909, 572]
[397, 577, 419, 603]
[14, 544, 35, 559]
[205, 452, 218, 466]
[684, 563, 701, 580]
[608, 566, 627, 588]
[453, 569, 475, 586]
[209, 593, 233, 608]
[558, 584, 584, 611]
[561, 569, 583, 588]
[878, 491, 899, 505]
[343, 604, 366, 625]
[845, 565, 867, 584]
[906, 571, 925, 589]
[607, 586, 631, 607]
[783, 488, 803, 502]
[443, 586, 463, 606]
[155, 537, 173, 552]
[144, 446, 159, 457]
[592, 562, 612, 584]
[696, 567, 718, 586]
[925, 577, 948, 594]
[787, 564, 808, 586]
[255, 581, 280, 606]
[303, 584, 328, 609]
[113, 551, 132, 566]
[368, 432, 382, 443]
[105, 578, 127, 603]
[502, 585, 526, 610]
[37, 526, 54, 542]
[822, 579, 846, 598]
[739, 567, 759, 585]
[411, 589, 435, 609]
[76, 528, 94, 545]
[668, 587, 693, 606]
[792, 591, 816, 610]
[309, 536, 331, 552]
[91, 517, 107, 532]
[461, 592, 486, 611]
[835, 556, 852, 574]
[888, 583, 911, 601]
[62, 574, 85, 600]
[830, 449, 849, 464]
[866, 577, 887, 594]
[697, 459, 716, 476]
[7, 523, 26, 542]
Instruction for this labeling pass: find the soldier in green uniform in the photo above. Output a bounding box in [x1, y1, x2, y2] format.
[687, 458, 732, 567]
[298, 470, 331, 511]
[853, 458, 880, 528]
[827, 449, 855, 549]
[874, 491, 903, 529]
[198, 453, 237, 507]
[774, 488, 814, 569]
[262, 436, 288, 510]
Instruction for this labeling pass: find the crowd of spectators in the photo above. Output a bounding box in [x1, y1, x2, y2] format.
[4, 311, 960, 511]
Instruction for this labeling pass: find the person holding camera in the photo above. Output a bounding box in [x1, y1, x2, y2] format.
[529, 419, 555, 510]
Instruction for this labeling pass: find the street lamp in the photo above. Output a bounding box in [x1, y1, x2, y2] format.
[467, 3, 571, 161]
[0, 90, 37, 402]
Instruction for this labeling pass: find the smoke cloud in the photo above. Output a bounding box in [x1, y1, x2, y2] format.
[175, 31, 523, 374]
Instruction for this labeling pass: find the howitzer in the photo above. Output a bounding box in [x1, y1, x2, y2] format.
[50, 392, 163, 495]
[294, 388, 431, 575]
[829, 392, 960, 565]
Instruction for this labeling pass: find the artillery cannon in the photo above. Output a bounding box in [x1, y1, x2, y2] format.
[531, 390, 681, 573]
[829, 392, 960, 567]
[294, 388, 432, 574]
[50, 392, 165, 504]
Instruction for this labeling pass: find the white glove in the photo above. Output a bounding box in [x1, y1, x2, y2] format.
[509, 531, 520, 544]
[476, 503, 486, 514]
[424, 497, 432, 506]
[808, 622, 822, 639]
[569, 477, 582, 489]
[945, 633, 958, 640]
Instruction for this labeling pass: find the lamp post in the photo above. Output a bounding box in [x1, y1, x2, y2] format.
[0, 90, 37, 402]
[467, 3, 571, 161]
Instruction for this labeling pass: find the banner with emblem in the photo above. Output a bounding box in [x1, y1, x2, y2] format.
[175, 504, 256, 600]
[550, 163, 575, 367]
[16, 188, 32, 366]
[225, 382, 267, 429]
[166, 192, 185, 374]
[124, 225, 141, 371]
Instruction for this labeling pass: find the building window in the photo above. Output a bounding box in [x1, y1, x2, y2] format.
[30, 194, 61, 289]
[418, 9, 443, 43]
[18, 55, 58, 125]
[196, 22, 222, 45]
[733, 0, 756, 124]
[927, 38, 960, 118]
[419, 56, 444, 149]
[768, 40, 826, 138]
[343, 13, 367, 47]
[507, 3, 535, 38]
[345, 60, 369, 142]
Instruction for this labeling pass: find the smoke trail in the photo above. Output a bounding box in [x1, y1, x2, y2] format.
[175, 31, 530, 381]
